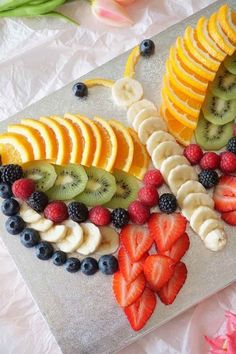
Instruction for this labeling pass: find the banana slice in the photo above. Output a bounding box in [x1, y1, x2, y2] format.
[199, 218, 224, 241]
[29, 218, 53, 232]
[138, 117, 167, 144]
[57, 220, 83, 253]
[168, 166, 198, 195]
[160, 155, 190, 182]
[182, 192, 214, 219]
[132, 108, 158, 131]
[127, 99, 156, 123]
[96, 226, 119, 256]
[152, 141, 183, 169]
[40, 225, 67, 243]
[20, 203, 41, 223]
[146, 131, 175, 155]
[204, 229, 227, 251]
[112, 78, 143, 107]
[190, 206, 219, 234]
[77, 223, 102, 256]
[177, 180, 206, 208]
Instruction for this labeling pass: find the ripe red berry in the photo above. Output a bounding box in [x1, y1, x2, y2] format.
[183, 144, 203, 165]
[220, 152, 236, 174]
[138, 185, 159, 207]
[89, 206, 111, 226]
[128, 201, 150, 225]
[200, 152, 220, 170]
[143, 169, 164, 188]
[44, 201, 68, 223]
[12, 178, 36, 200]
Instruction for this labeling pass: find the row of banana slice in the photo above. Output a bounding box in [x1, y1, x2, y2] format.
[19, 203, 119, 256]
[111, 76, 226, 251]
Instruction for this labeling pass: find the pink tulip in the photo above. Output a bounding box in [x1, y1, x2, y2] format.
[91, 0, 133, 27]
[115, 0, 137, 5]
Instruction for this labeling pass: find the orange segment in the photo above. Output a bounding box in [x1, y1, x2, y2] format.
[124, 45, 140, 78]
[84, 78, 114, 88]
[128, 128, 149, 180]
[0, 133, 34, 164]
[93, 116, 117, 172]
[218, 5, 236, 45]
[108, 119, 134, 172]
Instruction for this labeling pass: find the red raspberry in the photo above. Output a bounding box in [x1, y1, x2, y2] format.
[143, 169, 164, 188]
[220, 152, 236, 174]
[138, 185, 159, 207]
[128, 201, 150, 225]
[200, 152, 220, 170]
[183, 144, 203, 165]
[44, 201, 68, 223]
[89, 206, 111, 226]
[12, 178, 35, 200]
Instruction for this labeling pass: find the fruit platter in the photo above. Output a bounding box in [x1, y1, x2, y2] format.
[1, 1, 236, 353]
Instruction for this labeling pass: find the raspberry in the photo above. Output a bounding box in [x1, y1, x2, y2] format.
[1, 164, 23, 184]
[27, 191, 49, 213]
[111, 208, 129, 228]
[183, 144, 203, 165]
[200, 152, 220, 170]
[128, 201, 150, 225]
[44, 201, 68, 223]
[220, 152, 236, 174]
[138, 185, 159, 207]
[143, 169, 164, 188]
[89, 206, 111, 226]
[12, 178, 36, 200]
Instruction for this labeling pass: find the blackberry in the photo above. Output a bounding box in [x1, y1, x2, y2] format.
[159, 193, 177, 214]
[1, 164, 23, 184]
[111, 208, 130, 228]
[27, 191, 49, 213]
[198, 170, 219, 189]
[68, 202, 88, 223]
[227, 137, 236, 154]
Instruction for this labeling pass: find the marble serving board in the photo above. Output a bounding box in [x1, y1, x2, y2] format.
[1, 0, 236, 353]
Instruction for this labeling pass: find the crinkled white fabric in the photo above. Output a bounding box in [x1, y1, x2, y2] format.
[0, 1, 235, 353]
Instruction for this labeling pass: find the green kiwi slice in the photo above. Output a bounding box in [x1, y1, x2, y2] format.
[75, 166, 116, 206]
[224, 52, 236, 75]
[105, 170, 139, 209]
[211, 67, 236, 100]
[202, 93, 236, 125]
[46, 164, 88, 201]
[23, 161, 57, 192]
[195, 115, 233, 151]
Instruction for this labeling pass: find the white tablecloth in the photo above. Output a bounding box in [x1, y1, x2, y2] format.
[0, 1, 235, 353]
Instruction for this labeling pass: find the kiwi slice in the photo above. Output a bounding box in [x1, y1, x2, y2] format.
[46, 164, 88, 201]
[105, 170, 139, 209]
[75, 166, 116, 206]
[224, 52, 236, 75]
[211, 67, 236, 100]
[195, 115, 233, 151]
[202, 93, 236, 125]
[23, 161, 57, 192]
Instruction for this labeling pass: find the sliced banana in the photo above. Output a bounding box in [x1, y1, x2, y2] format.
[40, 225, 67, 243]
[112, 78, 143, 107]
[182, 192, 214, 220]
[29, 218, 53, 232]
[132, 108, 158, 131]
[77, 223, 102, 256]
[57, 220, 83, 253]
[146, 131, 175, 155]
[160, 155, 190, 182]
[138, 117, 167, 144]
[177, 180, 206, 208]
[152, 141, 183, 169]
[190, 206, 219, 234]
[204, 229, 227, 252]
[127, 99, 156, 123]
[168, 166, 198, 195]
[20, 203, 41, 223]
[199, 218, 224, 241]
[96, 226, 119, 256]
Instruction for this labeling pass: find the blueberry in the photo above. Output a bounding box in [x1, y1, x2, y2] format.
[72, 82, 88, 98]
[140, 39, 155, 57]
[98, 255, 118, 275]
[5, 215, 26, 235]
[65, 257, 81, 273]
[81, 257, 98, 276]
[20, 228, 40, 248]
[35, 241, 54, 260]
[52, 251, 67, 266]
[0, 183, 12, 199]
[1, 198, 20, 216]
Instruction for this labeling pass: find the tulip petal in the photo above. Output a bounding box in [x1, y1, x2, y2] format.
[92, 0, 133, 27]
[227, 334, 236, 354]
[205, 335, 227, 350]
[226, 311, 236, 334]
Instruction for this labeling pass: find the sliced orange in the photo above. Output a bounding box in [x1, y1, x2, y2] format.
[128, 128, 149, 180]
[21, 118, 57, 161]
[93, 116, 117, 172]
[108, 119, 134, 172]
[124, 45, 140, 78]
[7, 124, 45, 161]
[218, 5, 236, 45]
[0, 133, 34, 164]
[84, 78, 114, 88]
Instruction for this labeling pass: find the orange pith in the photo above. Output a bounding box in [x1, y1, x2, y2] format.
[218, 5, 236, 45]
[0, 133, 34, 164]
[128, 128, 149, 180]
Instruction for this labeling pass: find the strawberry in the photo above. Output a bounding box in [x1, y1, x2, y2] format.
[112, 271, 146, 307]
[148, 213, 187, 252]
[222, 210, 236, 226]
[213, 175, 236, 212]
[163, 233, 190, 263]
[124, 287, 157, 331]
[120, 224, 153, 262]
[158, 262, 187, 305]
[143, 255, 175, 291]
[118, 247, 148, 283]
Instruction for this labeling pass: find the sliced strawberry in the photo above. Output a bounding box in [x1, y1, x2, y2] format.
[148, 213, 187, 252]
[112, 271, 146, 307]
[163, 233, 190, 263]
[222, 210, 236, 226]
[158, 262, 187, 305]
[118, 247, 148, 283]
[143, 255, 175, 291]
[120, 224, 153, 262]
[124, 287, 157, 331]
[214, 175, 236, 212]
